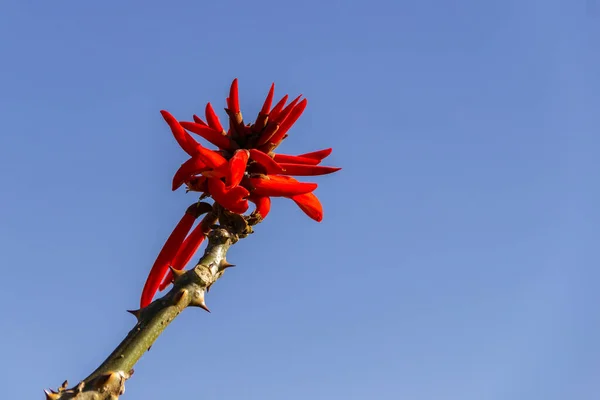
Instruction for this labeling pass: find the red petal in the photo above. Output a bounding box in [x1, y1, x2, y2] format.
[248, 149, 284, 174]
[267, 99, 308, 146]
[228, 184, 251, 200]
[273, 95, 302, 124]
[205, 103, 224, 132]
[249, 195, 271, 219]
[158, 227, 206, 291]
[227, 149, 250, 188]
[160, 110, 199, 157]
[140, 210, 197, 307]
[273, 153, 320, 165]
[193, 114, 208, 126]
[268, 95, 288, 121]
[172, 157, 208, 191]
[260, 83, 275, 114]
[298, 148, 333, 160]
[290, 192, 323, 222]
[279, 163, 341, 176]
[158, 214, 215, 291]
[229, 78, 240, 114]
[207, 178, 249, 214]
[246, 176, 317, 197]
[180, 121, 235, 151]
[194, 146, 228, 171]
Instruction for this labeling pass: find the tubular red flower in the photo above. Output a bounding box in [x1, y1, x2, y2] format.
[228, 185, 250, 199]
[246, 175, 317, 197]
[261, 83, 275, 114]
[161, 110, 199, 157]
[158, 213, 216, 291]
[248, 149, 284, 174]
[253, 83, 275, 133]
[172, 157, 208, 191]
[249, 195, 271, 219]
[273, 95, 302, 124]
[229, 78, 240, 114]
[273, 154, 320, 165]
[290, 192, 323, 222]
[268, 95, 288, 121]
[298, 148, 333, 160]
[140, 205, 201, 307]
[205, 103, 224, 133]
[227, 149, 250, 188]
[225, 80, 244, 137]
[207, 178, 249, 213]
[266, 99, 308, 148]
[279, 163, 341, 176]
[158, 235, 206, 291]
[194, 146, 228, 171]
[193, 114, 208, 126]
[159, 80, 339, 224]
[257, 95, 304, 146]
[180, 121, 235, 151]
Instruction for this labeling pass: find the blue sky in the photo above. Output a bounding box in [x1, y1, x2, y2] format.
[1, 0, 599, 399]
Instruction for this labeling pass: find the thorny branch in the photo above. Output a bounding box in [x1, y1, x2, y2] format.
[45, 206, 255, 400]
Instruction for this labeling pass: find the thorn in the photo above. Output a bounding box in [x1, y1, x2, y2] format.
[190, 290, 211, 312]
[218, 259, 235, 271]
[44, 390, 59, 400]
[198, 301, 211, 313]
[169, 266, 186, 280]
[126, 309, 142, 321]
[174, 289, 189, 307]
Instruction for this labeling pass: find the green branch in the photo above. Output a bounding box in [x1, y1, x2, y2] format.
[45, 208, 252, 400]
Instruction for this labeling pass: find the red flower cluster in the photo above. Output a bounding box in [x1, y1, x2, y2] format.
[140, 79, 340, 307]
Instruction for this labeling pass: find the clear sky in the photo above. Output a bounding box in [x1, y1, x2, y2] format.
[1, 0, 599, 399]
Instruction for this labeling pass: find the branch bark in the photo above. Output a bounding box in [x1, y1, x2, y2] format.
[45, 208, 252, 400]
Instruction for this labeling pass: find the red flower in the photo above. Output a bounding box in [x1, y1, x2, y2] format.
[140, 79, 340, 307]
[140, 203, 212, 307]
[164, 79, 339, 219]
[291, 192, 324, 222]
[158, 212, 217, 291]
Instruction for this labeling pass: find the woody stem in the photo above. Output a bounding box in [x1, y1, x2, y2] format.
[48, 225, 239, 400]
